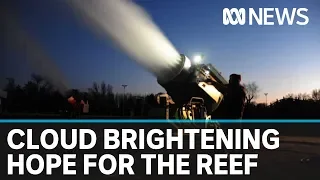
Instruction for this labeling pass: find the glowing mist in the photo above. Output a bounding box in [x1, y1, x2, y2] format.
[68, 0, 181, 80]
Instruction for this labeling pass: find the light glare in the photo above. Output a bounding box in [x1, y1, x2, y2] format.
[194, 55, 202, 64]
[184, 57, 192, 69]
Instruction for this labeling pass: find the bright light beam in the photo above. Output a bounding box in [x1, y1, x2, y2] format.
[68, 0, 182, 81]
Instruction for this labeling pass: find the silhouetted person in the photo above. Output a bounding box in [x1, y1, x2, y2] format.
[210, 74, 246, 155]
[210, 74, 246, 123]
[224, 74, 246, 119]
[68, 96, 80, 118]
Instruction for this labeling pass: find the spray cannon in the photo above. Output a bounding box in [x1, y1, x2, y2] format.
[156, 54, 228, 122]
[67, 0, 227, 124]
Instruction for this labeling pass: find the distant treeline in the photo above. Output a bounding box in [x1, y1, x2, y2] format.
[1, 74, 320, 119]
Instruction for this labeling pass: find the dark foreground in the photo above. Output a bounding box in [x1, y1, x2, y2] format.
[236, 142, 320, 180]
[122, 142, 319, 180]
[99, 141, 320, 180]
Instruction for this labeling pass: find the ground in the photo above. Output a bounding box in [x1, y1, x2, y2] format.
[247, 141, 320, 179]
[108, 137, 320, 180]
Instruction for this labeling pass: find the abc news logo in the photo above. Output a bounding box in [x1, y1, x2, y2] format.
[223, 8, 309, 25]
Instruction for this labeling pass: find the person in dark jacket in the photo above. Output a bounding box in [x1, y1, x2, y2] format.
[210, 74, 246, 155]
[223, 74, 246, 119]
[210, 74, 246, 126]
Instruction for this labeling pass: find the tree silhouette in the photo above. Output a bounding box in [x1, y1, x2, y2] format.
[296, 93, 311, 100]
[106, 84, 116, 115]
[312, 89, 320, 101]
[100, 82, 107, 97]
[88, 82, 100, 97]
[87, 81, 116, 115]
[284, 93, 295, 99]
[243, 82, 259, 105]
[2, 75, 320, 120]
[31, 74, 44, 89]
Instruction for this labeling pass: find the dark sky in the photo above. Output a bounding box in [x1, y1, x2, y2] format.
[2, 0, 320, 103]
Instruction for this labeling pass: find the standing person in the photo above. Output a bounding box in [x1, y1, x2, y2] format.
[210, 74, 246, 155]
[224, 74, 246, 120]
[224, 74, 246, 156]
[68, 96, 77, 118]
[210, 74, 246, 127]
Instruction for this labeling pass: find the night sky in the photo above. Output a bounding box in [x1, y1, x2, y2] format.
[2, 0, 320, 103]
